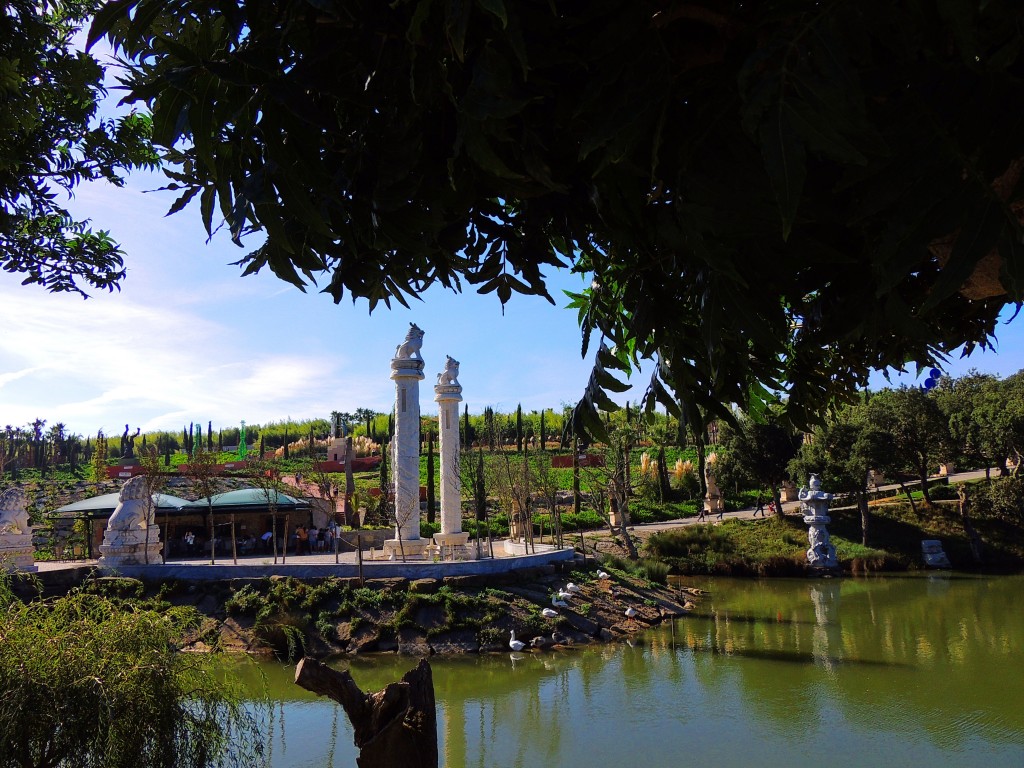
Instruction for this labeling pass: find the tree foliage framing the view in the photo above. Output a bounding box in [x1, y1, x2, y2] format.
[72, 1, 1024, 435]
[1, 0, 156, 296]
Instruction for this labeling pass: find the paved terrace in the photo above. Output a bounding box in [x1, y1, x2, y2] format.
[30, 541, 576, 583]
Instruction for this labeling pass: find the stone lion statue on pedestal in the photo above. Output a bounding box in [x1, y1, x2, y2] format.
[436, 355, 460, 386]
[107, 476, 155, 530]
[0, 488, 30, 534]
[394, 323, 425, 360]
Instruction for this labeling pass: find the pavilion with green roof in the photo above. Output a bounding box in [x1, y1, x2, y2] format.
[53, 488, 312, 559]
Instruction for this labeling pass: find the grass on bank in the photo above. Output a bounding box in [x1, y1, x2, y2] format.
[644, 488, 1024, 576]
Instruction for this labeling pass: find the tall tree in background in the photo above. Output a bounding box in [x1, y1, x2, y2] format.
[515, 404, 523, 453]
[725, 415, 802, 518]
[868, 387, 950, 508]
[789, 408, 893, 546]
[207, 421, 213, 452]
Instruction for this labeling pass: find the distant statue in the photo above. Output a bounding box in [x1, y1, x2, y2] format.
[120, 425, 140, 459]
[394, 323, 425, 360]
[107, 476, 155, 530]
[0, 488, 30, 534]
[436, 355, 460, 386]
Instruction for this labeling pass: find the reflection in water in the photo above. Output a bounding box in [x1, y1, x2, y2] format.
[236, 575, 1024, 767]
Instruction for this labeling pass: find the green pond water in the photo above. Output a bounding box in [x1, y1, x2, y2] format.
[232, 573, 1024, 767]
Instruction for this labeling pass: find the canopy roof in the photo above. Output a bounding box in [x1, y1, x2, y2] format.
[54, 492, 192, 517]
[54, 488, 308, 518]
[180, 489, 307, 510]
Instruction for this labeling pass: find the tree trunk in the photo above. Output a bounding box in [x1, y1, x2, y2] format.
[772, 487, 784, 520]
[918, 462, 933, 505]
[898, 480, 920, 518]
[957, 486, 984, 564]
[857, 488, 870, 547]
[295, 658, 437, 768]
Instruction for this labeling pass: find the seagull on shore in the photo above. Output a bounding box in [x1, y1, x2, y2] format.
[624, 606, 637, 618]
[565, 583, 582, 594]
[542, 607, 559, 618]
[509, 630, 526, 652]
[552, 595, 569, 608]
[597, 570, 610, 579]
[556, 589, 573, 600]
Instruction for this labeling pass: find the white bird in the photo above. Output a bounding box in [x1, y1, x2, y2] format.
[565, 583, 582, 594]
[531, 635, 552, 649]
[556, 589, 573, 600]
[624, 606, 637, 618]
[552, 595, 569, 608]
[541, 607, 559, 618]
[597, 570, 610, 579]
[509, 630, 526, 652]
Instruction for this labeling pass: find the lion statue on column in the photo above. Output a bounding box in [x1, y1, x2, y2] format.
[436, 355, 460, 386]
[394, 323, 425, 360]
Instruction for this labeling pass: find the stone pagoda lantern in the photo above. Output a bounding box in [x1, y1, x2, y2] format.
[799, 474, 838, 572]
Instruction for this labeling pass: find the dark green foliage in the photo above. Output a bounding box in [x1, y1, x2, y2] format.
[0, 579, 262, 768]
[973, 477, 1024, 523]
[1, 1, 157, 296]
[0, 0, 1000, 447]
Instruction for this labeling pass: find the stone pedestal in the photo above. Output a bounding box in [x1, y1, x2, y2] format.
[799, 474, 838, 572]
[382, 538, 430, 560]
[390, 324, 426, 548]
[0, 488, 36, 571]
[0, 533, 37, 571]
[99, 529, 163, 566]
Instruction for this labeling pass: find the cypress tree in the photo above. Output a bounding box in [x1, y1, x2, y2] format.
[207, 421, 213, 452]
[217, 429, 223, 451]
[539, 410, 546, 450]
[164, 436, 170, 466]
[515, 404, 523, 452]
[188, 423, 194, 456]
[259, 435, 265, 458]
[182, 426, 188, 455]
[462, 405, 470, 445]
[309, 423, 315, 457]
[485, 407, 495, 451]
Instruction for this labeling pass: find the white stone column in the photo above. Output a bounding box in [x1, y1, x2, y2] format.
[434, 358, 469, 553]
[385, 324, 427, 557]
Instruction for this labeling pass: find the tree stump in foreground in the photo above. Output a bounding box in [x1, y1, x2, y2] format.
[294, 657, 438, 768]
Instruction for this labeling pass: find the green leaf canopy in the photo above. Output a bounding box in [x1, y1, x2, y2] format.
[92, 0, 1024, 430]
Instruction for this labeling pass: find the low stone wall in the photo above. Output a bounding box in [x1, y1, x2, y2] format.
[104, 545, 575, 582]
